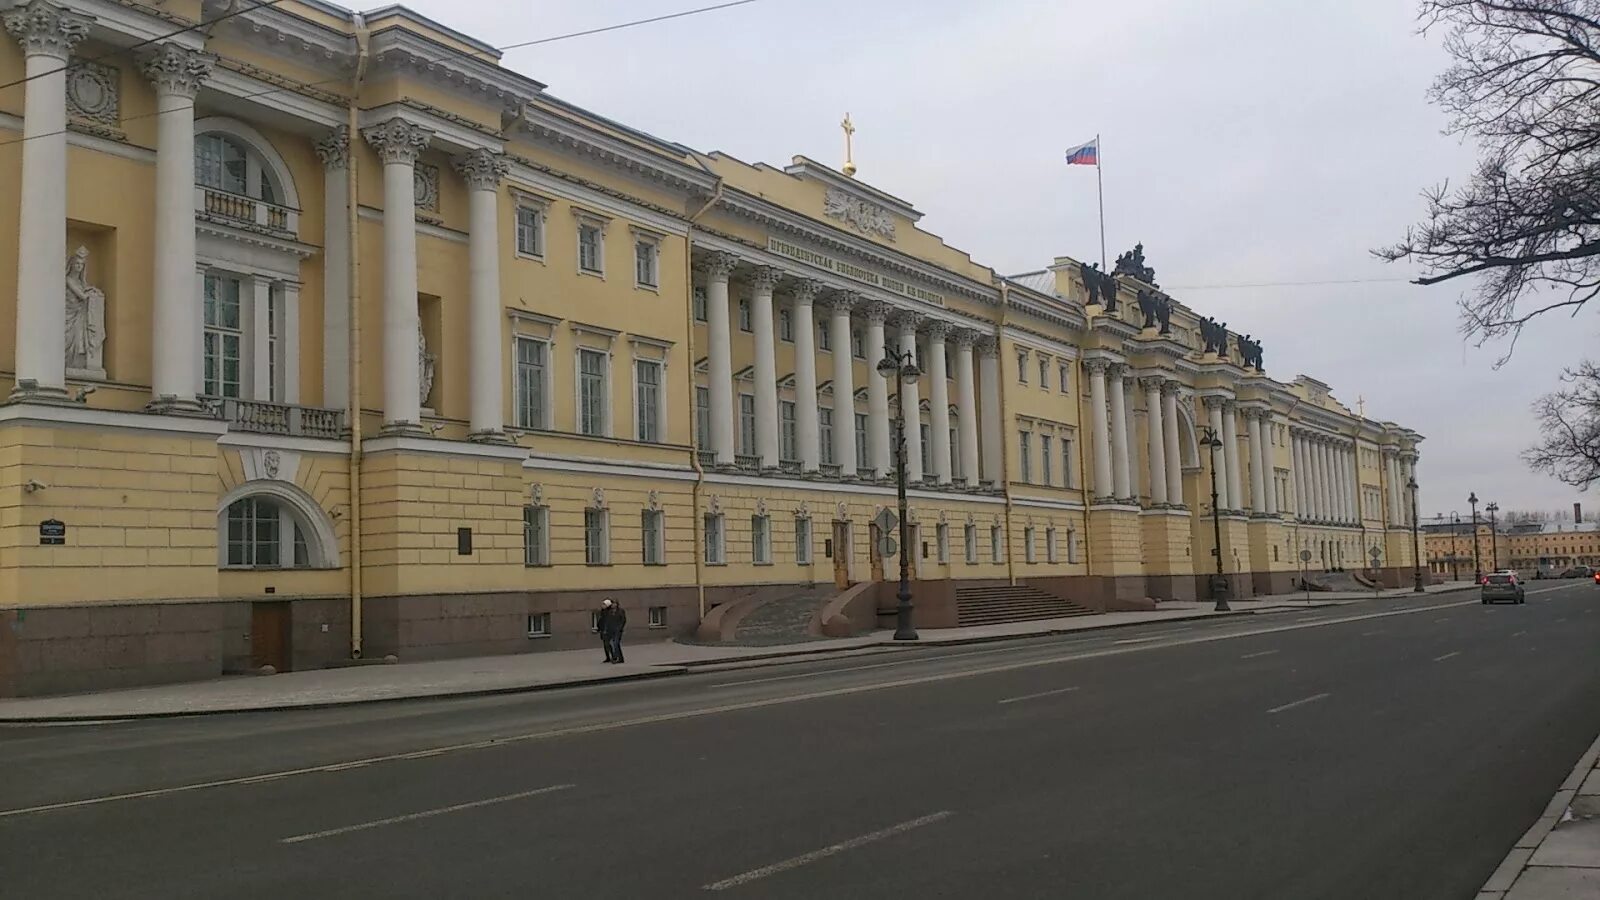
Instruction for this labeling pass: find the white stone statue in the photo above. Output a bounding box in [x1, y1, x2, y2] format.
[418, 327, 435, 407]
[64, 246, 106, 375]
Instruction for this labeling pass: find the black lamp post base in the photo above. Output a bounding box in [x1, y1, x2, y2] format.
[1413, 571, 1425, 592]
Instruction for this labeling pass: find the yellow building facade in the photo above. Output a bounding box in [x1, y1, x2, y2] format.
[0, 0, 1424, 695]
[1424, 521, 1600, 578]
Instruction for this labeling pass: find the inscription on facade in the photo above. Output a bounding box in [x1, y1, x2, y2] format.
[767, 237, 944, 307]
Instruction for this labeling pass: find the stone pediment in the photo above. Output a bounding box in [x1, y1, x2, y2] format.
[782, 156, 923, 244]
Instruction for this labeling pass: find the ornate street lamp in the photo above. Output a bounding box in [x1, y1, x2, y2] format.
[1486, 501, 1500, 573]
[1408, 476, 1424, 592]
[1447, 511, 1462, 581]
[1199, 426, 1229, 611]
[877, 346, 922, 641]
[1469, 492, 1482, 583]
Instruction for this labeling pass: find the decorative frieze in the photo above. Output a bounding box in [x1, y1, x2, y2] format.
[65, 58, 118, 127]
[823, 187, 896, 241]
[413, 162, 440, 212]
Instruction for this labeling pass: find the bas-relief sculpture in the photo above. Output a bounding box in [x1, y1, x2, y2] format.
[419, 328, 435, 407]
[65, 246, 106, 377]
[822, 188, 896, 241]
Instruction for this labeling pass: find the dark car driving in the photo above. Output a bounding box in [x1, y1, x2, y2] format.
[1481, 571, 1526, 604]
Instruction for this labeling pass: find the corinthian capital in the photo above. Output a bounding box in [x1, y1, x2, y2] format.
[139, 43, 216, 99]
[857, 298, 894, 323]
[315, 126, 350, 170]
[791, 279, 824, 306]
[362, 117, 433, 166]
[3, 1, 90, 61]
[453, 148, 508, 191]
[703, 251, 739, 280]
[923, 320, 953, 342]
[749, 265, 781, 293]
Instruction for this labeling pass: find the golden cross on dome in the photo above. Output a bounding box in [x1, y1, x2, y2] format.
[1357, 395, 1366, 418]
[841, 113, 857, 178]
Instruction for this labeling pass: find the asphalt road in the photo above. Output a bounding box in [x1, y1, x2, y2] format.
[3, 582, 1598, 899]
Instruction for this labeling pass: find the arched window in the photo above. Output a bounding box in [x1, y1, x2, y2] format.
[224, 496, 310, 568]
[195, 132, 280, 203]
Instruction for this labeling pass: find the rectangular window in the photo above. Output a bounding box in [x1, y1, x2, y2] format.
[1019, 430, 1032, 483]
[991, 525, 1003, 562]
[855, 413, 868, 468]
[584, 508, 609, 565]
[579, 349, 607, 436]
[225, 496, 280, 567]
[515, 206, 544, 257]
[635, 359, 662, 443]
[780, 401, 797, 462]
[578, 223, 603, 274]
[1041, 434, 1054, 486]
[526, 612, 551, 637]
[817, 320, 831, 352]
[964, 524, 977, 564]
[1063, 439, 1075, 489]
[1024, 526, 1037, 563]
[266, 288, 280, 402]
[514, 338, 547, 430]
[203, 273, 243, 399]
[1017, 351, 1028, 383]
[1060, 364, 1071, 393]
[704, 513, 725, 564]
[820, 408, 834, 466]
[920, 423, 931, 475]
[739, 393, 757, 456]
[648, 606, 667, 628]
[634, 239, 658, 288]
[738, 298, 751, 332]
[795, 516, 812, 564]
[949, 427, 959, 480]
[1039, 357, 1049, 388]
[695, 386, 711, 450]
[852, 328, 864, 359]
[779, 309, 793, 342]
[693, 287, 707, 322]
[522, 505, 549, 566]
[1047, 526, 1059, 563]
[1067, 529, 1080, 564]
[936, 523, 950, 563]
[641, 509, 664, 565]
[751, 514, 771, 564]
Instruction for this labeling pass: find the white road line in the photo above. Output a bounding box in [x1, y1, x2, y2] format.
[0, 594, 1491, 820]
[1555, 618, 1568, 624]
[997, 686, 1080, 705]
[1241, 650, 1279, 660]
[1113, 637, 1156, 645]
[1361, 630, 1385, 637]
[1267, 693, 1330, 715]
[1434, 617, 1450, 623]
[280, 784, 574, 844]
[1433, 651, 1462, 662]
[703, 811, 953, 891]
[1512, 631, 1528, 637]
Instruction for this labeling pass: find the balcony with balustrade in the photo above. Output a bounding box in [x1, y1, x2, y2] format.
[218, 399, 344, 439]
[194, 185, 299, 236]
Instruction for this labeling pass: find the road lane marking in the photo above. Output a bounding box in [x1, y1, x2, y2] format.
[1113, 638, 1156, 645]
[1512, 631, 1528, 637]
[1241, 650, 1279, 660]
[1361, 630, 1384, 636]
[998, 686, 1080, 705]
[280, 784, 574, 844]
[703, 811, 953, 891]
[1267, 693, 1330, 715]
[1556, 618, 1568, 624]
[0, 594, 1501, 820]
[1433, 651, 1462, 662]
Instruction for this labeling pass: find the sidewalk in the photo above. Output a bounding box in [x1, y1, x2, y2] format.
[0, 582, 1474, 722]
[1479, 731, 1600, 898]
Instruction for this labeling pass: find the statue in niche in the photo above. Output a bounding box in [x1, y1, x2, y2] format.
[65, 246, 106, 374]
[418, 328, 435, 407]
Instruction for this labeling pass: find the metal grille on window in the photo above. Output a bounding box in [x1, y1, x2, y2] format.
[523, 505, 548, 566]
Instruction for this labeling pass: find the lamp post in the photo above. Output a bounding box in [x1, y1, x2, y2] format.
[1469, 492, 1482, 583]
[1408, 476, 1424, 592]
[1199, 426, 1229, 611]
[1447, 512, 1461, 581]
[1485, 501, 1499, 573]
[877, 345, 922, 641]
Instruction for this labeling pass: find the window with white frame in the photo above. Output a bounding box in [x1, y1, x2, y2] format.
[515, 204, 545, 257]
[635, 359, 662, 443]
[818, 320, 831, 351]
[634, 236, 659, 288]
[523, 505, 549, 566]
[738, 297, 751, 332]
[936, 523, 949, 563]
[1019, 430, 1032, 483]
[920, 422, 931, 474]
[514, 337, 548, 430]
[949, 425, 959, 478]
[223, 496, 309, 568]
[1041, 433, 1054, 485]
[991, 525, 1003, 562]
[196, 132, 280, 203]
[795, 516, 812, 564]
[964, 524, 977, 564]
[778, 308, 793, 341]
[1017, 350, 1028, 382]
[641, 508, 664, 565]
[820, 408, 834, 466]
[1067, 528, 1080, 564]
[526, 612, 551, 637]
[1038, 357, 1049, 388]
[855, 413, 868, 466]
[584, 507, 610, 565]
[704, 513, 725, 564]
[1059, 363, 1071, 393]
[851, 328, 864, 358]
[1063, 437, 1075, 488]
[739, 393, 756, 456]
[578, 348, 608, 436]
[751, 514, 771, 564]
[780, 401, 797, 462]
[203, 272, 244, 399]
[578, 221, 604, 274]
[1024, 526, 1037, 563]
[693, 287, 707, 322]
[1047, 526, 1058, 563]
[648, 606, 666, 627]
[695, 386, 710, 450]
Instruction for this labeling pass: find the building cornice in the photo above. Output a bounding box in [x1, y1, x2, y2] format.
[515, 103, 716, 196]
[359, 101, 501, 155]
[202, 0, 356, 70]
[782, 156, 923, 223]
[366, 23, 542, 112]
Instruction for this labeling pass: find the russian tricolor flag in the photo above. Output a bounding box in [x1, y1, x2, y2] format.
[1064, 139, 1099, 166]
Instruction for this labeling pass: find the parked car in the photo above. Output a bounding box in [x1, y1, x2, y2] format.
[1481, 571, 1526, 604]
[1560, 566, 1594, 579]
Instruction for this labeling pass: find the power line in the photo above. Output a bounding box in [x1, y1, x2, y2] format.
[0, 0, 767, 151]
[1165, 277, 1416, 291]
[0, 0, 290, 94]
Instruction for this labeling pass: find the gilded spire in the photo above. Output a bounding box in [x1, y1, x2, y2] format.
[841, 113, 857, 178]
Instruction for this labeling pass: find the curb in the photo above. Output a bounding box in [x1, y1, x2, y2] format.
[1477, 727, 1600, 897]
[0, 666, 689, 724]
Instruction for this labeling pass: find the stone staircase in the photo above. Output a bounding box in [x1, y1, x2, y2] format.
[955, 584, 1095, 627]
[729, 586, 838, 645]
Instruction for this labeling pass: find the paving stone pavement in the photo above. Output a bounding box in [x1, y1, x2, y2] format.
[1478, 731, 1600, 900]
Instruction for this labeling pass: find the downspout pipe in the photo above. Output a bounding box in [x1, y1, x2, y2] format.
[347, 12, 369, 659]
[997, 281, 1016, 587]
[685, 169, 724, 621]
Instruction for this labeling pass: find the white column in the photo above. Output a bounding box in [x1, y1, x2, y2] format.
[362, 118, 433, 430]
[141, 43, 215, 410]
[5, 2, 89, 399]
[1222, 401, 1244, 512]
[1343, 445, 1357, 524]
[1108, 365, 1132, 500]
[792, 280, 822, 472]
[748, 266, 780, 468]
[1333, 444, 1347, 524]
[1205, 397, 1227, 508]
[895, 312, 924, 483]
[1264, 419, 1279, 516]
[702, 252, 738, 465]
[455, 148, 510, 438]
[863, 300, 892, 478]
[1141, 376, 1167, 506]
[926, 322, 952, 485]
[978, 338, 1003, 485]
[281, 282, 300, 405]
[1162, 382, 1183, 507]
[316, 128, 351, 412]
[1385, 453, 1401, 526]
[1088, 360, 1113, 500]
[1247, 408, 1267, 515]
[250, 278, 272, 400]
[824, 293, 857, 477]
[954, 330, 979, 487]
[1316, 439, 1334, 524]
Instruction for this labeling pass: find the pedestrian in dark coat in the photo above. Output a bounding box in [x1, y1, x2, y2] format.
[598, 598, 626, 664]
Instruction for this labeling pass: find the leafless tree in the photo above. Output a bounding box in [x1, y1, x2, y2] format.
[1377, 1, 1600, 361]
[1525, 360, 1600, 487]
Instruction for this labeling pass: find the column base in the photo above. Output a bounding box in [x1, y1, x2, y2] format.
[468, 429, 517, 444]
[8, 381, 74, 406]
[381, 420, 429, 437]
[143, 394, 211, 416]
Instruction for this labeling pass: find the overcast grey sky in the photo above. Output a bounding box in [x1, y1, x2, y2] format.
[397, 0, 1596, 520]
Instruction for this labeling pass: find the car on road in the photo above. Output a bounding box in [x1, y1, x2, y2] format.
[1559, 565, 1594, 579]
[1481, 571, 1526, 604]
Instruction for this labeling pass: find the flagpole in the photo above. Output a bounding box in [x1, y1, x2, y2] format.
[1096, 133, 1107, 272]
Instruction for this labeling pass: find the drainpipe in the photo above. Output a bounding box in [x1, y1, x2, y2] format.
[346, 13, 370, 659]
[997, 281, 1016, 587]
[1073, 352, 1092, 581]
[685, 173, 724, 620]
